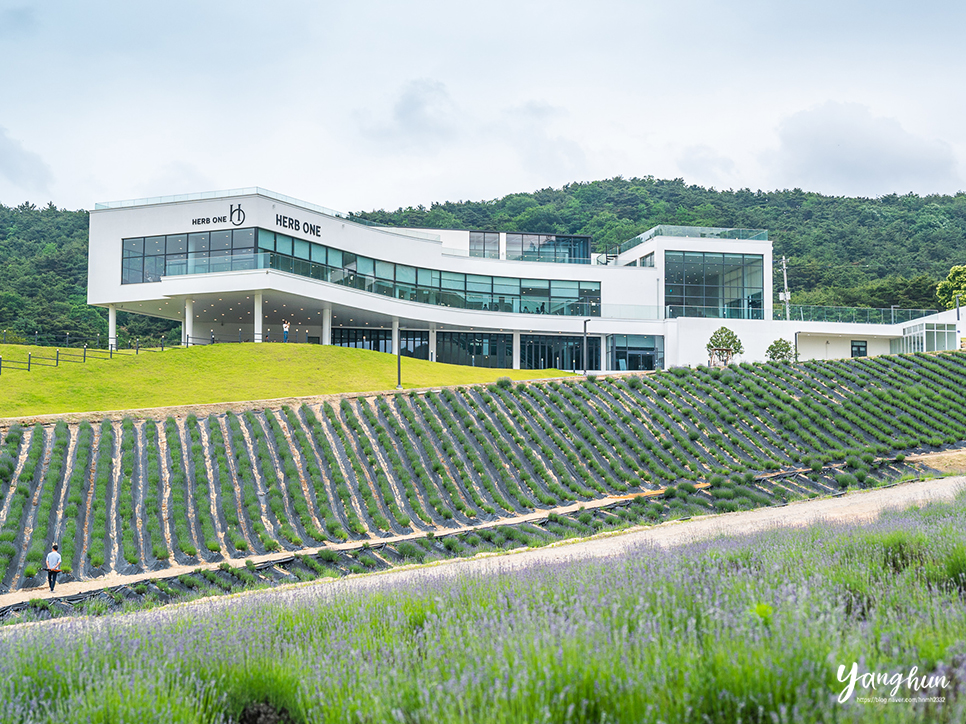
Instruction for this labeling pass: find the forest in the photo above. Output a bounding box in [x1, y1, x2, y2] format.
[2, 177, 965, 340]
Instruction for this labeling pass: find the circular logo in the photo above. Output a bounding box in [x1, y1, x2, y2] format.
[230, 204, 246, 226]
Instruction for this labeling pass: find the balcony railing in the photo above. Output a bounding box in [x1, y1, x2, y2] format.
[774, 305, 937, 325]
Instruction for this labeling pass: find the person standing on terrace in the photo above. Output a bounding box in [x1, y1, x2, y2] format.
[45, 543, 61, 593]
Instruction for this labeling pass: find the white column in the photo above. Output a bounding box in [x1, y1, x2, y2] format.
[185, 299, 194, 346]
[253, 293, 263, 342]
[428, 325, 436, 362]
[322, 307, 332, 345]
[392, 317, 400, 355]
[512, 330, 521, 370]
[108, 304, 117, 350]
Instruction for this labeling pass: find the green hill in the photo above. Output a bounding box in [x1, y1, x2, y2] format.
[0, 343, 566, 417]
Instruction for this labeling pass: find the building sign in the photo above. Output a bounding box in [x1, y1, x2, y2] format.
[275, 213, 321, 237]
[191, 203, 246, 227]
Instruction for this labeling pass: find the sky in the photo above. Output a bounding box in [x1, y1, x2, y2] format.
[1, 0, 964, 213]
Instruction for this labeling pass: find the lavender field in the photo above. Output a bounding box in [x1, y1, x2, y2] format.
[3, 352, 966, 594]
[2, 490, 964, 723]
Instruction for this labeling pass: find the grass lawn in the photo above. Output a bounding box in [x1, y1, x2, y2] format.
[0, 343, 570, 416]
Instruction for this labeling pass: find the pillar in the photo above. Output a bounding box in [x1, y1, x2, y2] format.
[254, 293, 263, 342]
[185, 299, 194, 346]
[392, 317, 400, 355]
[512, 330, 521, 370]
[322, 307, 332, 346]
[428, 325, 436, 362]
[108, 304, 117, 350]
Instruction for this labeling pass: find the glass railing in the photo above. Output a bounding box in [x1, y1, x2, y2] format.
[600, 304, 660, 320]
[666, 304, 765, 320]
[162, 252, 605, 318]
[774, 305, 937, 325]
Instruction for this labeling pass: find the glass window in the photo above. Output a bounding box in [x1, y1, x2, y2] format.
[311, 243, 326, 264]
[144, 255, 165, 282]
[275, 234, 293, 257]
[375, 260, 395, 280]
[493, 277, 520, 295]
[469, 231, 485, 257]
[294, 238, 311, 260]
[396, 264, 416, 284]
[506, 233, 523, 260]
[328, 248, 343, 269]
[121, 257, 142, 284]
[851, 340, 868, 358]
[122, 238, 144, 257]
[356, 256, 374, 276]
[257, 229, 275, 251]
[144, 236, 166, 256]
[165, 234, 187, 254]
[417, 267, 438, 288]
[551, 280, 579, 298]
[466, 274, 491, 293]
[441, 271, 465, 291]
[210, 230, 232, 252]
[232, 228, 255, 248]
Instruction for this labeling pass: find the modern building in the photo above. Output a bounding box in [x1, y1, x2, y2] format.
[88, 188, 963, 371]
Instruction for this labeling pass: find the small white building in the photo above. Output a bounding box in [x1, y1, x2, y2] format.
[87, 188, 961, 371]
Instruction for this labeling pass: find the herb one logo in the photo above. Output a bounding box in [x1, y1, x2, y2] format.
[230, 203, 245, 226]
[836, 662, 950, 703]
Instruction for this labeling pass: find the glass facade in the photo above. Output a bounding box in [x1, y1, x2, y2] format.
[469, 231, 499, 259]
[505, 233, 591, 264]
[437, 332, 512, 368]
[664, 251, 763, 319]
[521, 335, 601, 372]
[120, 228, 602, 318]
[608, 335, 664, 371]
[330, 329, 429, 359]
[890, 323, 958, 354]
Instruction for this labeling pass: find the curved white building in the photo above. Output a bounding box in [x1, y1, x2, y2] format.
[88, 188, 960, 370]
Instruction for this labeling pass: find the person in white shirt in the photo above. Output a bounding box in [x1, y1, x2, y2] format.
[45, 544, 61, 592]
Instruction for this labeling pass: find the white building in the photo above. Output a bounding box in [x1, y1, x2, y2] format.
[87, 188, 962, 371]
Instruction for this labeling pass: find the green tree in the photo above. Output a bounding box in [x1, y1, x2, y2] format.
[707, 327, 744, 366]
[936, 265, 966, 310]
[766, 338, 796, 363]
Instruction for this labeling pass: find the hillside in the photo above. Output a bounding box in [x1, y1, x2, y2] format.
[2, 180, 965, 343]
[0, 343, 566, 418]
[0, 351, 964, 593]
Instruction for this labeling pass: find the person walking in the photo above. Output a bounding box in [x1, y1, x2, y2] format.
[282, 320, 290, 343]
[45, 543, 61, 593]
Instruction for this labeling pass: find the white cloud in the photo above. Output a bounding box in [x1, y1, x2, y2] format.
[356, 79, 459, 152]
[763, 102, 961, 196]
[0, 125, 52, 192]
[677, 145, 737, 188]
[493, 102, 588, 182]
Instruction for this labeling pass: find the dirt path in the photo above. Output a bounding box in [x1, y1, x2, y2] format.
[2, 475, 962, 609]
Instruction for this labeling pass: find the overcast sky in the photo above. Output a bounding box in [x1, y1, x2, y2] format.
[1, 0, 964, 212]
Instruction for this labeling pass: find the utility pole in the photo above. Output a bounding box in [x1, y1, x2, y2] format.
[780, 256, 791, 321]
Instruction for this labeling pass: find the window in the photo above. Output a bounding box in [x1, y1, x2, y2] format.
[665, 251, 763, 320]
[851, 340, 867, 358]
[119, 228, 604, 318]
[469, 231, 500, 259]
[504, 232, 590, 264]
[521, 335, 601, 371]
[608, 335, 665, 371]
